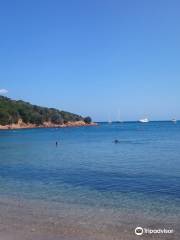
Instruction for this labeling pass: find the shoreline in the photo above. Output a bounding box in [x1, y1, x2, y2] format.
[0, 196, 179, 240]
[0, 120, 97, 130]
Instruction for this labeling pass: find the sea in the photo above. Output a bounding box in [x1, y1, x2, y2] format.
[0, 122, 180, 239]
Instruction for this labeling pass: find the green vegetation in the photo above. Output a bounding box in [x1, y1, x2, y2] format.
[84, 116, 92, 124]
[0, 96, 89, 126]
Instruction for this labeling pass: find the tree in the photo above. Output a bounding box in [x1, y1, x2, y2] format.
[0, 96, 89, 126]
[51, 113, 63, 124]
[0, 110, 10, 125]
[84, 116, 92, 124]
[29, 113, 43, 125]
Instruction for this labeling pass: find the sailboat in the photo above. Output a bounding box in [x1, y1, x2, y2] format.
[117, 110, 123, 123]
[108, 116, 112, 124]
[108, 119, 112, 124]
[172, 118, 177, 123]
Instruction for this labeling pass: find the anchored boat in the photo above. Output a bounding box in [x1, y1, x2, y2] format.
[139, 118, 149, 123]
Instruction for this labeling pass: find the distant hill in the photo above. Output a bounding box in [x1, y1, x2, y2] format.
[0, 96, 92, 126]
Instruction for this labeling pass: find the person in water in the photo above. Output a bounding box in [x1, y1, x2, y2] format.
[56, 141, 58, 147]
[114, 139, 120, 144]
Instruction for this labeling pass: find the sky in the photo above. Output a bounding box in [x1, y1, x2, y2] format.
[0, 0, 180, 121]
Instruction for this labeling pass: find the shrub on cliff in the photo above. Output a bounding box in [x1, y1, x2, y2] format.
[51, 113, 64, 124]
[0, 96, 86, 126]
[84, 116, 92, 124]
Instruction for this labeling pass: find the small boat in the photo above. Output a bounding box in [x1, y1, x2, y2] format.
[117, 120, 123, 123]
[117, 110, 123, 123]
[108, 114, 112, 124]
[172, 118, 177, 123]
[139, 118, 149, 123]
[108, 120, 112, 124]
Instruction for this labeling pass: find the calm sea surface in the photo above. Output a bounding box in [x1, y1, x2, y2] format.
[0, 122, 180, 238]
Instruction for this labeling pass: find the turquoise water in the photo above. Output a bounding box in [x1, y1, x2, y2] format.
[0, 122, 180, 220]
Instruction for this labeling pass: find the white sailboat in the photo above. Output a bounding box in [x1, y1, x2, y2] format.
[108, 116, 112, 124]
[172, 118, 177, 123]
[117, 110, 123, 123]
[108, 119, 112, 124]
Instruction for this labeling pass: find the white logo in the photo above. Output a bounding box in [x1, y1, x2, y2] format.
[135, 227, 143, 236]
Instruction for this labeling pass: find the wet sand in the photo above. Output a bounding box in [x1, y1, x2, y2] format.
[0, 196, 179, 240]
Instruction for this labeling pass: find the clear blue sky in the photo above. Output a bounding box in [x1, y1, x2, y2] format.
[0, 0, 180, 121]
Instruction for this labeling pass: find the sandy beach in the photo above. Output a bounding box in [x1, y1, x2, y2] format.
[0, 196, 179, 240]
